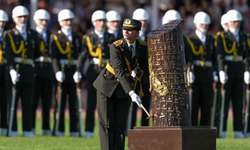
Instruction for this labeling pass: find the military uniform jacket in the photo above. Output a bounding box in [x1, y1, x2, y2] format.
[50, 30, 82, 83]
[183, 35, 192, 69]
[35, 30, 53, 80]
[4, 28, 40, 83]
[0, 39, 6, 82]
[187, 32, 217, 83]
[217, 31, 249, 80]
[93, 38, 148, 98]
[79, 31, 115, 81]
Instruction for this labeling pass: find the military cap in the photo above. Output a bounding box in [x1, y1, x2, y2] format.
[121, 18, 142, 31]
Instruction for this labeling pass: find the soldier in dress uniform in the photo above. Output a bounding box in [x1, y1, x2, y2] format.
[213, 13, 230, 128]
[106, 10, 123, 40]
[4, 5, 40, 137]
[79, 10, 115, 138]
[50, 9, 82, 137]
[128, 8, 150, 129]
[186, 11, 217, 126]
[32, 9, 53, 135]
[217, 9, 249, 138]
[93, 18, 148, 150]
[0, 9, 9, 136]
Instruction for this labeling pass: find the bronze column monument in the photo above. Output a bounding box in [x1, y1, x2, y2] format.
[128, 19, 216, 150]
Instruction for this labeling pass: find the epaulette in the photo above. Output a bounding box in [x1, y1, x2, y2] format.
[113, 40, 123, 47]
[139, 40, 147, 46]
[216, 32, 221, 37]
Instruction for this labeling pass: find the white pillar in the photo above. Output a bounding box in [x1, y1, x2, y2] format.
[30, 0, 38, 30]
[152, 0, 159, 30]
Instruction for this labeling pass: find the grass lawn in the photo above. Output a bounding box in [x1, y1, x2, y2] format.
[0, 117, 250, 150]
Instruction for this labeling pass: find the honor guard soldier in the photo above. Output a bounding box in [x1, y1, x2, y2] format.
[213, 13, 230, 128]
[106, 10, 123, 40]
[80, 10, 115, 138]
[4, 5, 39, 137]
[217, 9, 249, 138]
[186, 11, 217, 126]
[32, 9, 53, 135]
[0, 10, 9, 136]
[93, 18, 148, 150]
[128, 8, 150, 129]
[50, 9, 82, 137]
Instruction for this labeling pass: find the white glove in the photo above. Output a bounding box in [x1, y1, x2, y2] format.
[131, 70, 136, 78]
[55, 71, 65, 82]
[73, 71, 82, 83]
[189, 71, 195, 84]
[244, 71, 250, 84]
[9, 69, 20, 84]
[213, 71, 218, 82]
[219, 71, 228, 84]
[129, 90, 141, 108]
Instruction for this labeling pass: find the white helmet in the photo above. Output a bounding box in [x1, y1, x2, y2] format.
[193, 11, 210, 24]
[91, 10, 106, 23]
[220, 13, 229, 26]
[12, 5, 29, 18]
[34, 9, 50, 21]
[106, 10, 121, 22]
[162, 9, 181, 24]
[226, 9, 242, 22]
[0, 10, 8, 22]
[58, 9, 74, 22]
[132, 8, 149, 20]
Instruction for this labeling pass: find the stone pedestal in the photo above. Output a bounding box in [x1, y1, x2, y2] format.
[128, 126, 216, 150]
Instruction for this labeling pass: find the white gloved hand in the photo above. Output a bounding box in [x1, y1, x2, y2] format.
[55, 71, 65, 82]
[131, 70, 136, 78]
[189, 71, 195, 84]
[9, 69, 20, 84]
[219, 71, 228, 84]
[244, 71, 250, 84]
[73, 71, 82, 83]
[129, 90, 141, 108]
[213, 71, 218, 82]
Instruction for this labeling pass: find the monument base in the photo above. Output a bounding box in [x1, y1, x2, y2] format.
[128, 126, 216, 150]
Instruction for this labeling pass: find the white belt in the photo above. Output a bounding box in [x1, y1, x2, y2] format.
[59, 59, 78, 65]
[193, 60, 212, 67]
[35, 56, 52, 63]
[90, 58, 109, 65]
[14, 57, 34, 65]
[225, 55, 243, 62]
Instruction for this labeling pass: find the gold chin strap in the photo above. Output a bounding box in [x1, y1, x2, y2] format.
[83, 35, 102, 67]
[186, 37, 204, 55]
